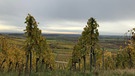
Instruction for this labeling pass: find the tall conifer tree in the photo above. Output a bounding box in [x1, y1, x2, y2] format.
[24, 14, 45, 75]
[24, 14, 55, 75]
[71, 17, 99, 72]
[86, 18, 99, 72]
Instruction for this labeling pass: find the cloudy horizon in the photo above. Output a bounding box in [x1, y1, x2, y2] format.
[0, 0, 135, 35]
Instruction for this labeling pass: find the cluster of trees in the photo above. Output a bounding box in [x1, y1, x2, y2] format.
[115, 28, 135, 69]
[0, 14, 55, 76]
[71, 18, 135, 72]
[0, 36, 25, 73]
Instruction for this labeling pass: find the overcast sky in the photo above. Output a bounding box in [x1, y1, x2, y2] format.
[0, 0, 135, 35]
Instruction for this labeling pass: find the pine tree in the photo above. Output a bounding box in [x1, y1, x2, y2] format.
[71, 17, 99, 72]
[81, 17, 99, 72]
[86, 18, 99, 72]
[24, 14, 55, 75]
[24, 14, 43, 75]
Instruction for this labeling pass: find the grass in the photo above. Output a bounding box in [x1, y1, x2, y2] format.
[98, 69, 135, 76]
[0, 69, 135, 76]
[0, 70, 92, 76]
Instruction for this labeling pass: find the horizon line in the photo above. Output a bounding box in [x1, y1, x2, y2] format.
[0, 32, 125, 36]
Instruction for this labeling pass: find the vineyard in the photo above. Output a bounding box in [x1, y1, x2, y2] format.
[0, 14, 135, 76]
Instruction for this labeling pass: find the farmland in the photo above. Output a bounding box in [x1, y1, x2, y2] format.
[1, 33, 133, 76]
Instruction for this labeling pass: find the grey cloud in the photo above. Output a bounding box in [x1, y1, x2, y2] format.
[1, 0, 135, 23]
[0, 0, 135, 34]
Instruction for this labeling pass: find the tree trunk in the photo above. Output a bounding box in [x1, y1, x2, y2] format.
[78, 59, 81, 71]
[93, 47, 96, 69]
[0, 59, 6, 71]
[36, 58, 39, 72]
[83, 55, 86, 73]
[102, 48, 104, 71]
[90, 47, 93, 72]
[41, 59, 45, 71]
[8, 61, 12, 72]
[29, 51, 32, 76]
[25, 54, 29, 76]
[15, 62, 19, 72]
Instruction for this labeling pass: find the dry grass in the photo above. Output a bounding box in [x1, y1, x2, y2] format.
[97, 69, 135, 76]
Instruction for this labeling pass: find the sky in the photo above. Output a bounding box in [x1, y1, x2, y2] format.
[0, 0, 135, 35]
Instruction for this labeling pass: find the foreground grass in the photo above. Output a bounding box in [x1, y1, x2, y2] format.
[0, 70, 92, 76]
[99, 69, 135, 76]
[1, 69, 135, 76]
